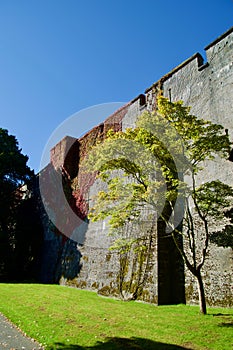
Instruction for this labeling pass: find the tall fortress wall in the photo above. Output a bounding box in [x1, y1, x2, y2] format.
[41, 27, 233, 307]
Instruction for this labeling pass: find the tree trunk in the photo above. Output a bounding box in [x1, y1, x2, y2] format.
[196, 271, 207, 315]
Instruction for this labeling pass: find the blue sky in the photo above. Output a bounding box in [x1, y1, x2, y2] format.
[0, 0, 232, 172]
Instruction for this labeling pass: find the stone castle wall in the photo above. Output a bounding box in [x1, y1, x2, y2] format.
[160, 28, 233, 306]
[40, 27, 233, 306]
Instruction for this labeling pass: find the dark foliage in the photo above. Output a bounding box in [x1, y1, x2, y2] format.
[0, 128, 42, 281]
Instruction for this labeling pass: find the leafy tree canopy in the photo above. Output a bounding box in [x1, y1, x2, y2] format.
[0, 128, 34, 279]
[0, 128, 33, 219]
[0, 128, 32, 187]
[84, 96, 232, 233]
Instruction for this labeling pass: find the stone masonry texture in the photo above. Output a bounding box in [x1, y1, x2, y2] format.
[39, 27, 233, 307]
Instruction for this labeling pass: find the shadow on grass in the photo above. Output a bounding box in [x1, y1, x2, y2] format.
[212, 313, 233, 317]
[53, 337, 191, 349]
[218, 322, 233, 328]
[212, 313, 233, 328]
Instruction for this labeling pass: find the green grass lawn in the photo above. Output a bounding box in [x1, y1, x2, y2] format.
[0, 284, 232, 349]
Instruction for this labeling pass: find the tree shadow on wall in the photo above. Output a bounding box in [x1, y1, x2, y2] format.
[210, 208, 233, 248]
[39, 162, 89, 284]
[53, 337, 192, 350]
[54, 238, 83, 282]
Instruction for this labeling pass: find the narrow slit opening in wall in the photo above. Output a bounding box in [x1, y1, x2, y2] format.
[225, 129, 233, 162]
[99, 123, 104, 134]
[168, 88, 172, 102]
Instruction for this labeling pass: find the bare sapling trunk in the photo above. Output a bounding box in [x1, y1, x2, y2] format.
[196, 270, 207, 315]
[172, 229, 208, 315]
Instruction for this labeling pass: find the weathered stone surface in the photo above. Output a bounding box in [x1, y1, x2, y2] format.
[40, 27, 233, 307]
[160, 27, 233, 307]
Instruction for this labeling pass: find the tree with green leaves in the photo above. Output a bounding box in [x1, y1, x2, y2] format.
[0, 128, 34, 280]
[83, 95, 233, 314]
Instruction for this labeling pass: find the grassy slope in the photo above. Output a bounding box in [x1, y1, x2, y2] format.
[0, 284, 232, 349]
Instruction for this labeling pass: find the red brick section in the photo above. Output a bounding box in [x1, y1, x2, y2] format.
[41, 102, 130, 243]
[75, 102, 130, 197]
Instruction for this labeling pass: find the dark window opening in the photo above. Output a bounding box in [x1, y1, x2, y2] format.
[168, 88, 172, 102]
[229, 149, 233, 162]
[139, 94, 146, 106]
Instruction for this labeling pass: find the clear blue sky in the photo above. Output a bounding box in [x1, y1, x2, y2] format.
[0, 0, 232, 172]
